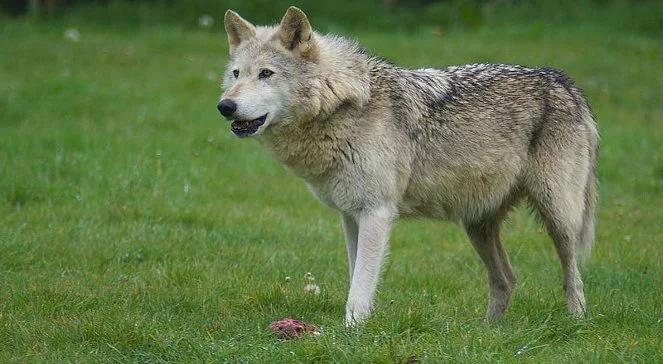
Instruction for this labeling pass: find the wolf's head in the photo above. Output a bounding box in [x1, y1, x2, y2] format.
[218, 7, 325, 138]
[218, 7, 371, 138]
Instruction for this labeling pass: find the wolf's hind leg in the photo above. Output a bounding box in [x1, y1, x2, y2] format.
[528, 183, 587, 318]
[464, 215, 516, 321]
[525, 134, 590, 318]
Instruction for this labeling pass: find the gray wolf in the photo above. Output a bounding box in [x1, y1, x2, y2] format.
[217, 7, 598, 325]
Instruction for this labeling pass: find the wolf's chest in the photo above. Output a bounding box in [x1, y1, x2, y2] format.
[302, 170, 363, 213]
[304, 180, 339, 210]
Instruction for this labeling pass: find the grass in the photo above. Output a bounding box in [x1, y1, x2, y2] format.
[1, 10, 663, 363]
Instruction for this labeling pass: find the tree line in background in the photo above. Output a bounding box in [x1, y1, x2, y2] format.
[2, 0, 661, 36]
[8, 0, 426, 16]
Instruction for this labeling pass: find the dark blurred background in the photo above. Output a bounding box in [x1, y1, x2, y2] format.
[2, 0, 662, 35]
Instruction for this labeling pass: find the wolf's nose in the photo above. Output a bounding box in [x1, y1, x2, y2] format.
[217, 99, 237, 117]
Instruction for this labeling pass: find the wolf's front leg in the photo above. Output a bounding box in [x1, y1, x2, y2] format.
[344, 206, 394, 326]
[341, 213, 359, 283]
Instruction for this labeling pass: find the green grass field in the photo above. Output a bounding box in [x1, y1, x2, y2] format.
[1, 11, 662, 363]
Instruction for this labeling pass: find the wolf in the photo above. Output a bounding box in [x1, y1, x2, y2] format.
[217, 7, 599, 325]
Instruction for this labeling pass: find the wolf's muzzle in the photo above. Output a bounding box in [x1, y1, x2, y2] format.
[217, 99, 237, 117]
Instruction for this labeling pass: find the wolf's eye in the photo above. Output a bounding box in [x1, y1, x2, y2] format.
[232, 69, 239, 78]
[259, 69, 274, 79]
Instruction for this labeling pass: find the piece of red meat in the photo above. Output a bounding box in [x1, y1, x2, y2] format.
[269, 318, 317, 340]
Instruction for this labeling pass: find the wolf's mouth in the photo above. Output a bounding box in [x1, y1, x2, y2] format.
[231, 114, 268, 137]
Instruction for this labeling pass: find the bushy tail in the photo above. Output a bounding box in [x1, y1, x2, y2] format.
[578, 112, 599, 262]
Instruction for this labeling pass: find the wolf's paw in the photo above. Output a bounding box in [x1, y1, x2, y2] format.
[486, 301, 509, 322]
[485, 286, 513, 322]
[565, 281, 586, 319]
[567, 293, 587, 319]
[344, 300, 372, 327]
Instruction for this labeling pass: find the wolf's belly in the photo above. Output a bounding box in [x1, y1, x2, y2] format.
[398, 159, 521, 221]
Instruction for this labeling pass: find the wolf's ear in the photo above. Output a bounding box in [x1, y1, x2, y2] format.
[224, 10, 256, 54]
[276, 6, 318, 60]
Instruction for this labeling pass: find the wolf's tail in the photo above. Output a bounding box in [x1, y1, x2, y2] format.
[577, 109, 599, 262]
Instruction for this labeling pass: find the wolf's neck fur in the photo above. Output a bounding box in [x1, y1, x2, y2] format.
[259, 35, 376, 178]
